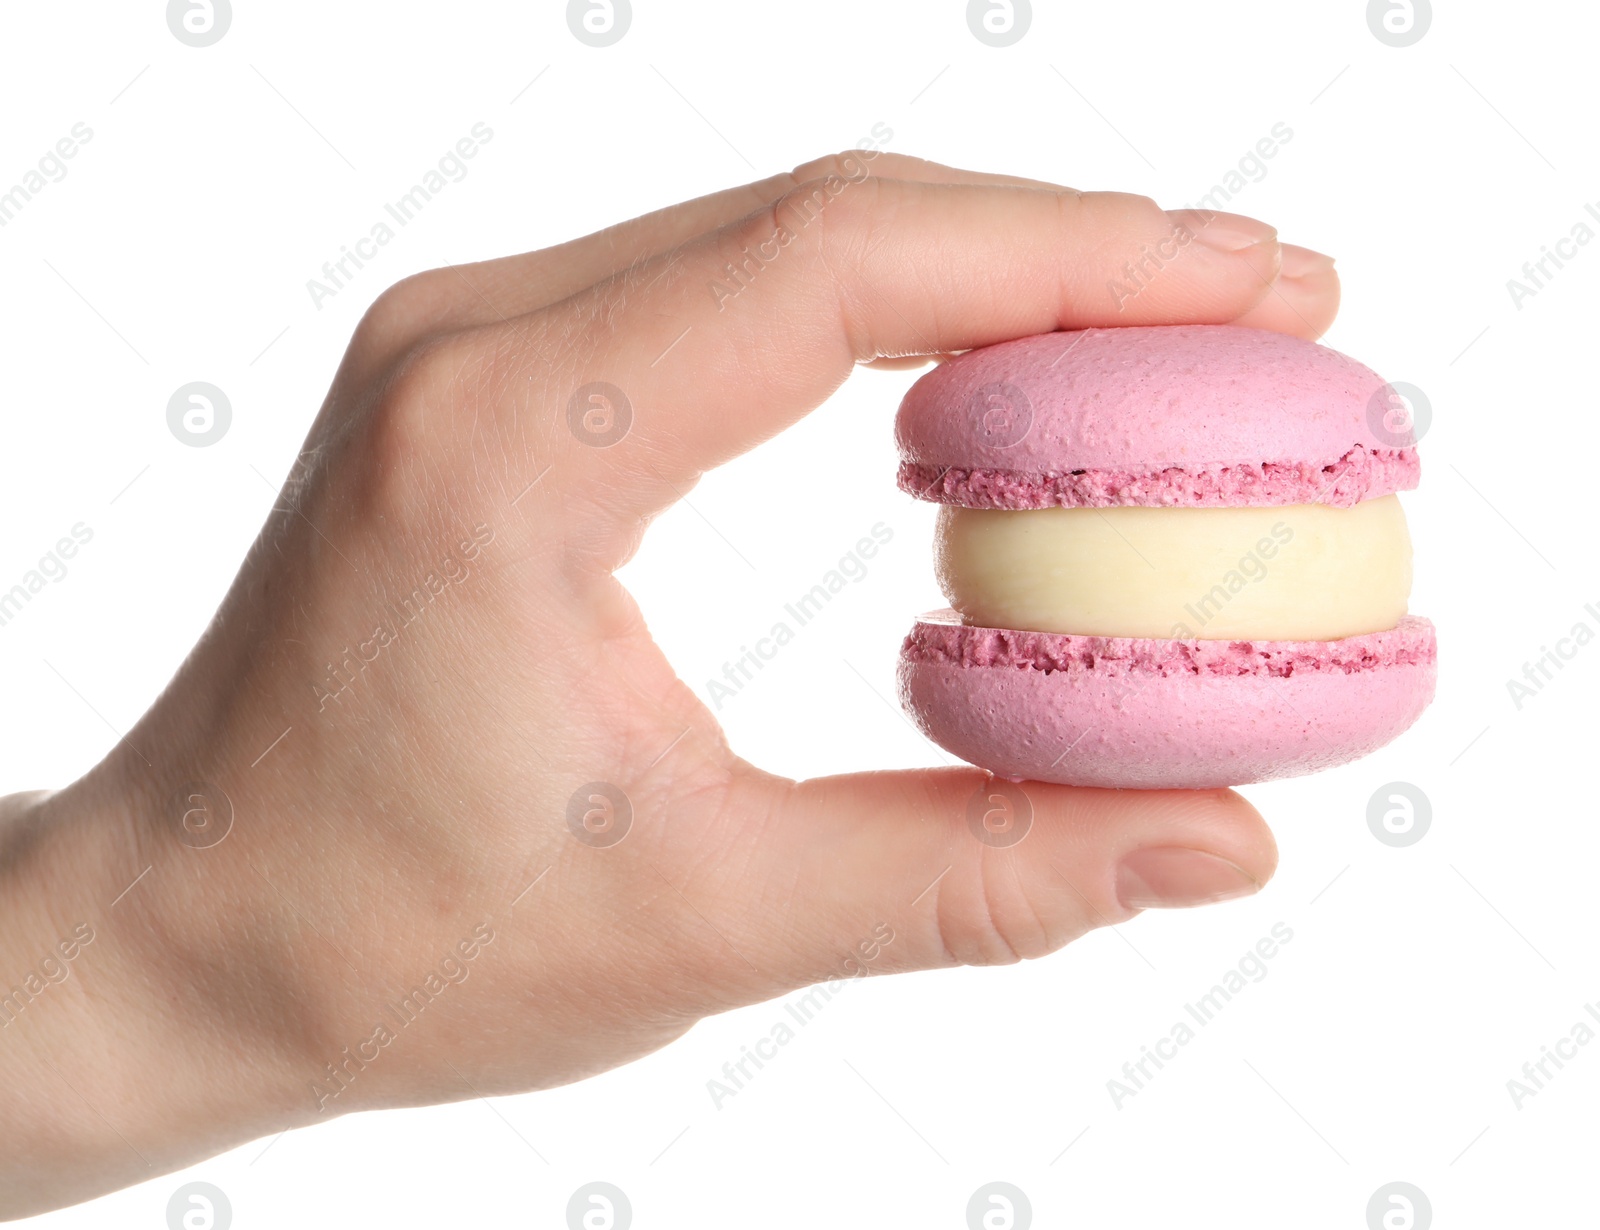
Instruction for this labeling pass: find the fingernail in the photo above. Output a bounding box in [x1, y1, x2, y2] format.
[1116, 847, 1260, 910]
[1279, 242, 1336, 278]
[1270, 249, 1342, 336]
[1166, 208, 1277, 254]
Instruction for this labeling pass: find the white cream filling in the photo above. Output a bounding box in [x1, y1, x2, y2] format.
[934, 495, 1412, 640]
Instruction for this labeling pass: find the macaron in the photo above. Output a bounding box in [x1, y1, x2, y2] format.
[894, 324, 1436, 790]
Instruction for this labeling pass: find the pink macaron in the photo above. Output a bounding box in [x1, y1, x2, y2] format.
[894, 324, 1437, 790]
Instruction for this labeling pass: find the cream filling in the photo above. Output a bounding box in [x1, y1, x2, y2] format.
[934, 495, 1412, 641]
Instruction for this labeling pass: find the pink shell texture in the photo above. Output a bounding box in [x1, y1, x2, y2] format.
[895, 325, 1419, 509]
[898, 613, 1438, 790]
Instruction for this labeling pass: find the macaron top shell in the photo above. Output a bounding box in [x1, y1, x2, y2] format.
[896, 325, 1419, 509]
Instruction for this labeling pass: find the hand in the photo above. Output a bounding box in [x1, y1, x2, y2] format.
[0, 151, 1334, 1216]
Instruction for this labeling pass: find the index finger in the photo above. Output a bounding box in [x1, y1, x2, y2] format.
[506, 176, 1334, 563]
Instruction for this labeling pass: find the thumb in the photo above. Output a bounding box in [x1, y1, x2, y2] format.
[749, 768, 1277, 983]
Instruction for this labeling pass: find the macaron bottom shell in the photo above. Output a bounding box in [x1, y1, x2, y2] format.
[897, 612, 1437, 790]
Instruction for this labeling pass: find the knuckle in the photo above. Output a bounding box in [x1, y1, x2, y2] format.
[787, 148, 884, 189]
[932, 856, 1060, 967]
[367, 329, 496, 470]
[763, 174, 887, 356]
[351, 270, 459, 365]
[387, 329, 488, 407]
[770, 171, 882, 250]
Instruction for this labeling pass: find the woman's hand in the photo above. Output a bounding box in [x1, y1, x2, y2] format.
[0, 151, 1336, 1217]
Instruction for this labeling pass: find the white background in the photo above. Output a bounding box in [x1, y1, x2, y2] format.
[1, 1, 1594, 1226]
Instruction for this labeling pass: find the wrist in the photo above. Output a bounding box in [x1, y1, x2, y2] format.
[0, 765, 316, 1218]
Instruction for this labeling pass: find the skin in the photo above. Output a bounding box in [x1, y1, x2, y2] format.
[0, 151, 1338, 1217]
